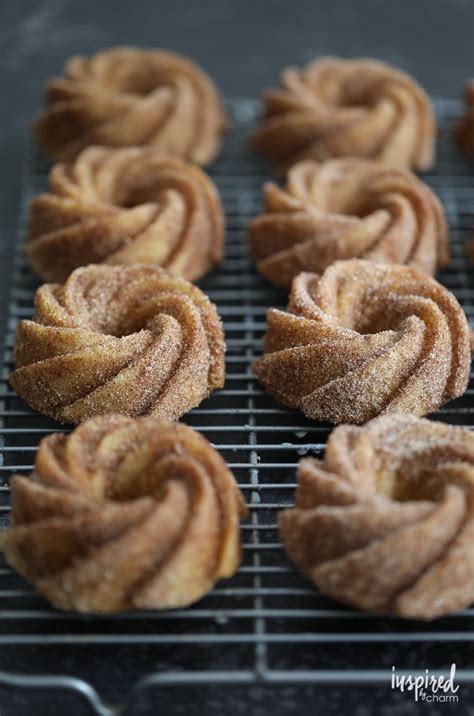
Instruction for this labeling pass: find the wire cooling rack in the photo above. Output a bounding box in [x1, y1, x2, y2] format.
[0, 99, 473, 716]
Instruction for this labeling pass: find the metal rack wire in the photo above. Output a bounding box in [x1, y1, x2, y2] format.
[0, 99, 473, 715]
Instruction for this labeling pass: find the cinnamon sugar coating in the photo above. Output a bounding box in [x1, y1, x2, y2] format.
[0, 416, 247, 612]
[279, 415, 474, 620]
[249, 159, 449, 289]
[251, 57, 435, 173]
[10, 264, 225, 424]
[454, 81, 474, 158]
[254, 260, 471, 424]
[27, 146, 224, 283]
[35, 47, 228, 165]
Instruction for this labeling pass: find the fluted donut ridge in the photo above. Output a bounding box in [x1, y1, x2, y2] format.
[249, 158, 449, 288]
[279, 415, 474, 619]
[254, 259, 471, 424]
[1, 416, 247, 612]
[10, 264, 225, 423]
[27, 146, 224, 282]
[35, 47, 228, 165]
[252, 56, 435, 172]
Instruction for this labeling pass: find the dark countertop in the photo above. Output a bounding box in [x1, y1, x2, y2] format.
[0, 3, 473, 715]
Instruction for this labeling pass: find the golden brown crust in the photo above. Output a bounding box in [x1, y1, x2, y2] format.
[0, 415, 248, 612]
[279, 415, 474, 619]
[249, 159, 449, 288]
[35, 47, 228, 165]
[254, 260, 471, 424]
[27, 146, 225, 283]
[251, 57, 435, 173]
[10, 264, 225, 424]
[454, 81, 474, 158]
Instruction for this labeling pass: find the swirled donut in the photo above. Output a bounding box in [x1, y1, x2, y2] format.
[10, 264, 225, 424]
[0, 415, 247, 612]
[279, 415, 474, 619]
[454, 81, 474, 158]
[251, 57, 435, 173]
[253, 260, 471, 424]
[27, 146, 224, 283]
[249, 159, 449, 288]
[35, 47, 228, 165]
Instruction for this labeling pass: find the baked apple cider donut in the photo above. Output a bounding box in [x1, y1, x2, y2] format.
[249, 158, 449, 289]
[35, 47, 228, 165]
[279, 415, 474, 620]
[1, 416, 247, 612]
[252, 57, 435, 173]
[253, 260, 471, 424]
[10, 264, 225, 423]
[27, 146, 224, 283]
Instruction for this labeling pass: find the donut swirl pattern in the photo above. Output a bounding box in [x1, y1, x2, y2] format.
[1, 416, 248, 612]
[35, 47, 228, 165]
[252, 57, 435, 172]
[27, 146, 224, 283]
[10, 265, 225, 424]
[249, 159, 449, 289]
[253, 260, 471, 424]
[279, 415, 474, 619]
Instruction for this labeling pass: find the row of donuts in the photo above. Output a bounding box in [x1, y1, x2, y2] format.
[32, 48, 474, 170]
[1, 48, 473, 621]
[26, 49, 474, 287]
[13, 47, 474, 426]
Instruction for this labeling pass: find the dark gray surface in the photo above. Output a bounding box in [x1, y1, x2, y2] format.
[0, 3, 473, 715]
[1, 0, 474, 341]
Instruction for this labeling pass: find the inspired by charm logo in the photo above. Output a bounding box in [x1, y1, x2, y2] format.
[391, 664, 460, 704]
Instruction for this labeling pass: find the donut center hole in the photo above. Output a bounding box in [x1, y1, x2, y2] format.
[310, 168, 376, 217]
[375, 470, 446, 502]
[106, 470, 168, 502]
[81, 282, 168, 337]
[116, 180, 170, 209]
[337, 298, 403, 335]
[103, 451, 170, 502]
[85, 311, 146, 339]
[108, 65, 166, 96]
[102, 447, 193, 504]
[325, 194, 375, 218]
[332, 84, 378, 110]
[375, 462, 474, 503]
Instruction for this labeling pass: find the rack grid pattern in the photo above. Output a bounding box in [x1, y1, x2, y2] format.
[0, 99, 473, 715]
